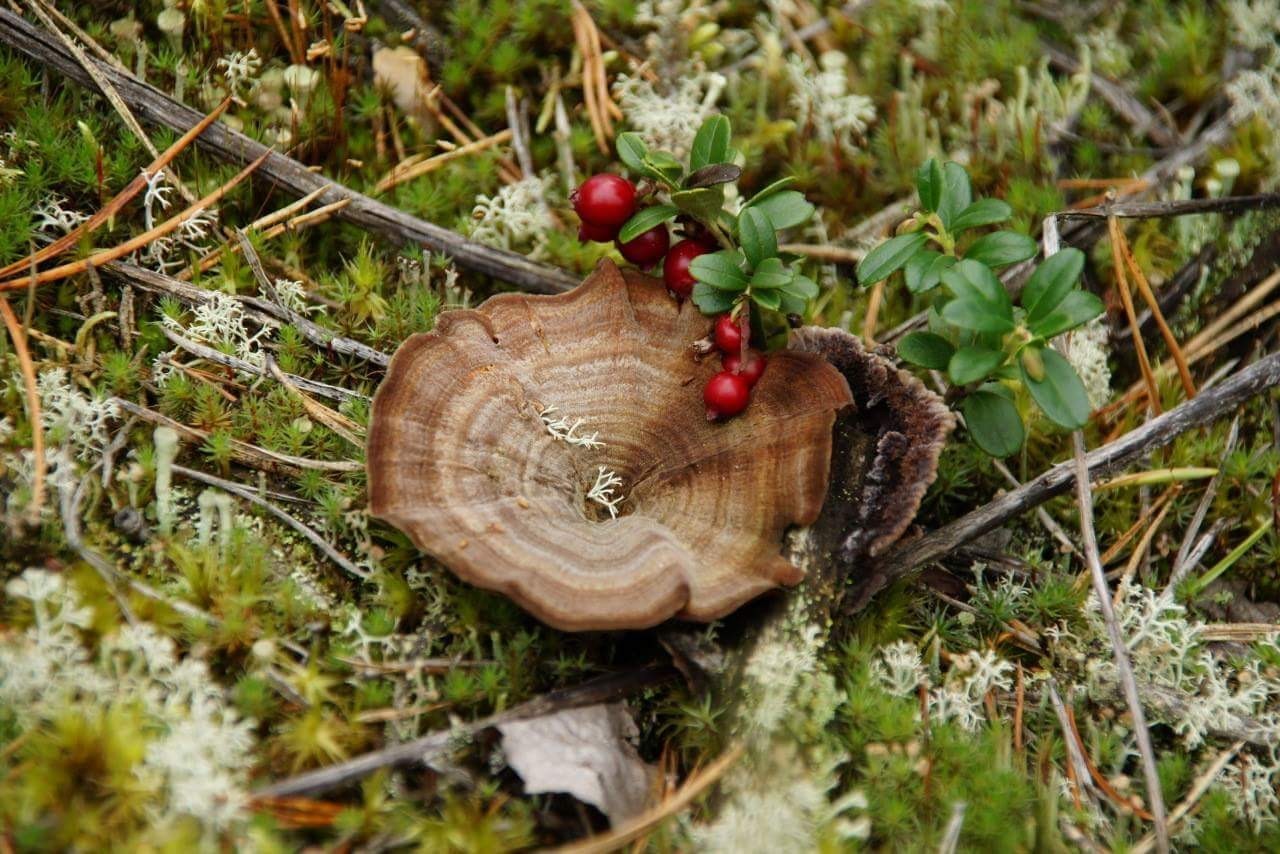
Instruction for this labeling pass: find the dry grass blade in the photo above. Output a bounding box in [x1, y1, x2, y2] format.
[1130, 742, 1244, 854]
[1099, 485, 1178, 565]
[1109, 491, 1177, 600]
[1108, 215, 1163, 414]
[374, 128, 513, 194]
[1071, 431, 1170, 852]
[0, 296, 43, 521]
[1116, 224, 1196, 398]
[0, 97, 231, 281]
[552, 743, 746, 854]
[0, 150, 269, 293]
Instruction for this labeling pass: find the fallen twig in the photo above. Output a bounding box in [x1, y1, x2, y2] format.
[0, 150, 270, 293]
[554, 742, 746, 854]
[253, 665, 678, 797]
[111, 397, 361, 476]
[1070, 430, 1170, 851]
[171, 463, 369, 581]
[161, 326, 366, 404]
[0, 295, 43, 522]
[0, 9, 578, 294]
[107, 261, 392, 368]
[854, 347, 1280, 610]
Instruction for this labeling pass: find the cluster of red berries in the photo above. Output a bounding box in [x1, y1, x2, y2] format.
[571, 174, 713, 298]
[572, 174, 765, 422]
[703, 315, 767, 421]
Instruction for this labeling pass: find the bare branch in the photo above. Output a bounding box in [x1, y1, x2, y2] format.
[853, 348, 1280, 609]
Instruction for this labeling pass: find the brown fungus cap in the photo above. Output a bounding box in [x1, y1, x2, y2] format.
[367, 259, 853, 631]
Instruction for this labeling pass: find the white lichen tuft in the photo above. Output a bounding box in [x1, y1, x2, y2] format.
[586, 466, 626, 519]
[612, 70, 727, 159]
[691, 590, 870, 850]
[540, 405, 604, 449]
[469, 176, 555, 254]
[787, 51, 877, 154]
[216, 48, 262, 96]
[33, 194, 89, 239]
[160, 291, 269, 369]
[37, 366, 120, 458]
[1060, 317, 1112, 409]
[0, 570, 255, 833]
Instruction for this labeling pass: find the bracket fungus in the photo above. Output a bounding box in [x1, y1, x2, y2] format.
[369, 259, 863, 630]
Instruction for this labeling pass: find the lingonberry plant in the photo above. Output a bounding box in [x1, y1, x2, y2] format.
[573, 116, 819, 420]
[858, 158, 1104, 456]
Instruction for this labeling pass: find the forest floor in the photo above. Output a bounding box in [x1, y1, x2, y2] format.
[3, 1, 1280, 851]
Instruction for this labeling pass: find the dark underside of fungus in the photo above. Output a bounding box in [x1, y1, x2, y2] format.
[367, 259, 952, 630]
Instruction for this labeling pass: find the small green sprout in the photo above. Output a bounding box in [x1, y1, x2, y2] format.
[859, 158, 1104, 456]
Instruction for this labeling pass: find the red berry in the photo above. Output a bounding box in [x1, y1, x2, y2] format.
[577, 219, 618, 243]
[703, 370, 751, 420]
[663, 239, 712, 298]
[616, 224, 670, 268]
[722, 349, 767, 386]
[571, 174, 636, 227]
[713, 313, 745, 354]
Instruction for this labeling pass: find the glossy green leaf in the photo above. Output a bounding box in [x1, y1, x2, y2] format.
[948, 346, 1005, 385]
[750, 257, 792, 289]
[643, 151, 684, 185]
[738, 207, 778, 269]
[617, 205, 678, 244]
[691, 281, 736, 314]
[1022, 346, 1092, 428]
[689, 115, 732, 171]
[743, 176, 797, 208]
[1023, 248, 1086, 323]
[745, 189, 813, 230]
[963, 230, 1037, 267]
[779, 292, 807, 315]
[752, 287, 782, 311]
[949, 198, 1013, 231]
[1029, 290, 1104, 339]
[942, 259, 1010, 311]
[904, 250, 957, 294]
[936, 161, 972, 229]
[689, 250, 748, 291]
[898, 331, 955, 370]
[961, 388, 1025, 456]
[856, 232, 928, 285]
[616, 133, 647, 173]
[916, 158, 944, 212]
[783, 274, 819, 300]
[942, 298, 1015, 333]
[671, 187, 725, 221]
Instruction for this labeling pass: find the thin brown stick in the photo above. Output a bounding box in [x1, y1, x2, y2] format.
[554, 743, 746, 854]
[1119, 230, 1196, 398]
[0, 98, 230, 281]
[374, 128, 513, 193]
[254, 665, 679, 797]
[1130, 742, 1243, 854]
[0, 296, 43, 520]
[171, 463, 368, 580]
[0, 151, 269, 292]
[1071, 430, 1170, 851]
[1108, 215, 1162, 414]
[112, 397, 360, 476]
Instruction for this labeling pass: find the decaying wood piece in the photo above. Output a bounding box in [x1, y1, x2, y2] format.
[367, 260, 854, 630]
[671, 320, 954, 849]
